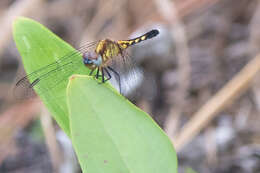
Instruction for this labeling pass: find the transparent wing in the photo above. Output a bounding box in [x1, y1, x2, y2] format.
[106, 49, 144, 95]
[14, 41, 98, 99]
[108, 49, 135, 74]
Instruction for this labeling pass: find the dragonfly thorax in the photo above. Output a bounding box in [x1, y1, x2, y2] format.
[83, 52, 102, 69]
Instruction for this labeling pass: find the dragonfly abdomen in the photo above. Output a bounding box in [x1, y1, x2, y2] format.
[117, 29, 159, 49]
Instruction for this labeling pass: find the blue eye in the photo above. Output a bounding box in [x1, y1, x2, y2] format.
[83, 58, 93, 65]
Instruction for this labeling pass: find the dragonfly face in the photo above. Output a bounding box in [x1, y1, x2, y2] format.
[83, 52, 102, 69]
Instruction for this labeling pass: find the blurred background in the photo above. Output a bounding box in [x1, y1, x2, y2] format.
[0, 0, 260, 172]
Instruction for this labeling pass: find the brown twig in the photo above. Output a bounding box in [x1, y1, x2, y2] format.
[154, 0, 191, 137]
[174, 55, 260, 151]
[80, 0, 127, 43]
[249, 0, 260, 112]
[176, 0, 221, 19]
[0, 99, 42, 163]
[40, 108, 63, 173]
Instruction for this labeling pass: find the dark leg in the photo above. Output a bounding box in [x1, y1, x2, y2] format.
[101, 68, 105, 83]
[107, 66, 121, 93]
[104, 68, 111, 82]
[89, 68, 95, 76]
[98, 67, 111, 84]
[95, 68, 100, 79]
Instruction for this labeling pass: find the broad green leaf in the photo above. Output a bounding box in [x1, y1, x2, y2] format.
[67, 75, 178, 173]
[13, 17, 90, 136]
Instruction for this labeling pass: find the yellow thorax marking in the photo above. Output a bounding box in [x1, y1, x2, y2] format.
[96, 40, 106, 54]
[105, 49, 111, 59]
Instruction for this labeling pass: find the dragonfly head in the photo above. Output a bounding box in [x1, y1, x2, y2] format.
[83, 52, 103, 69]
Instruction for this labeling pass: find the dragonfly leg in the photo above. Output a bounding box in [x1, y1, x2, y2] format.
[89, 68, 95, 76]
[103, 68, 111, 82]
[95, 68, 100, 79]
[98, 68, 111, 84]
[107, 66, 121, 94]
[101, 68, 105, 83]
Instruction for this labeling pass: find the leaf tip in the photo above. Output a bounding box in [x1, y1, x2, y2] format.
[67, 75, 87, 95]
[68, 74, 86, 83]
[12, 16, 34, 38]
[12, 16, 29, 27]
[69, 74, 77, 81]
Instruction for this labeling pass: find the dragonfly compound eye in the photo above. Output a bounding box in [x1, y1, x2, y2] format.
[83, 57, 92, 64]
[83, 52, 103, 69]
[83, 52, 98, 64]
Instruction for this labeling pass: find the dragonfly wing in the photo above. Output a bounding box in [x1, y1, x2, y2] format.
[14, 57, 82, 99]
[14, 42, 98, 99]
[106, 50, 143, 95]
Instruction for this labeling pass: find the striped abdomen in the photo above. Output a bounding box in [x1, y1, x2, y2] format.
[117, 29, 159, 49]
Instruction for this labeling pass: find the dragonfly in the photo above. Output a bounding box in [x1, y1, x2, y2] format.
[15, 29, 159, 98]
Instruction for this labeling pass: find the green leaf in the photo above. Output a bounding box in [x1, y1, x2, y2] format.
[13, 17, 90, 136]
[67, 75, 178, 173]
[13, 17, 178, 173]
